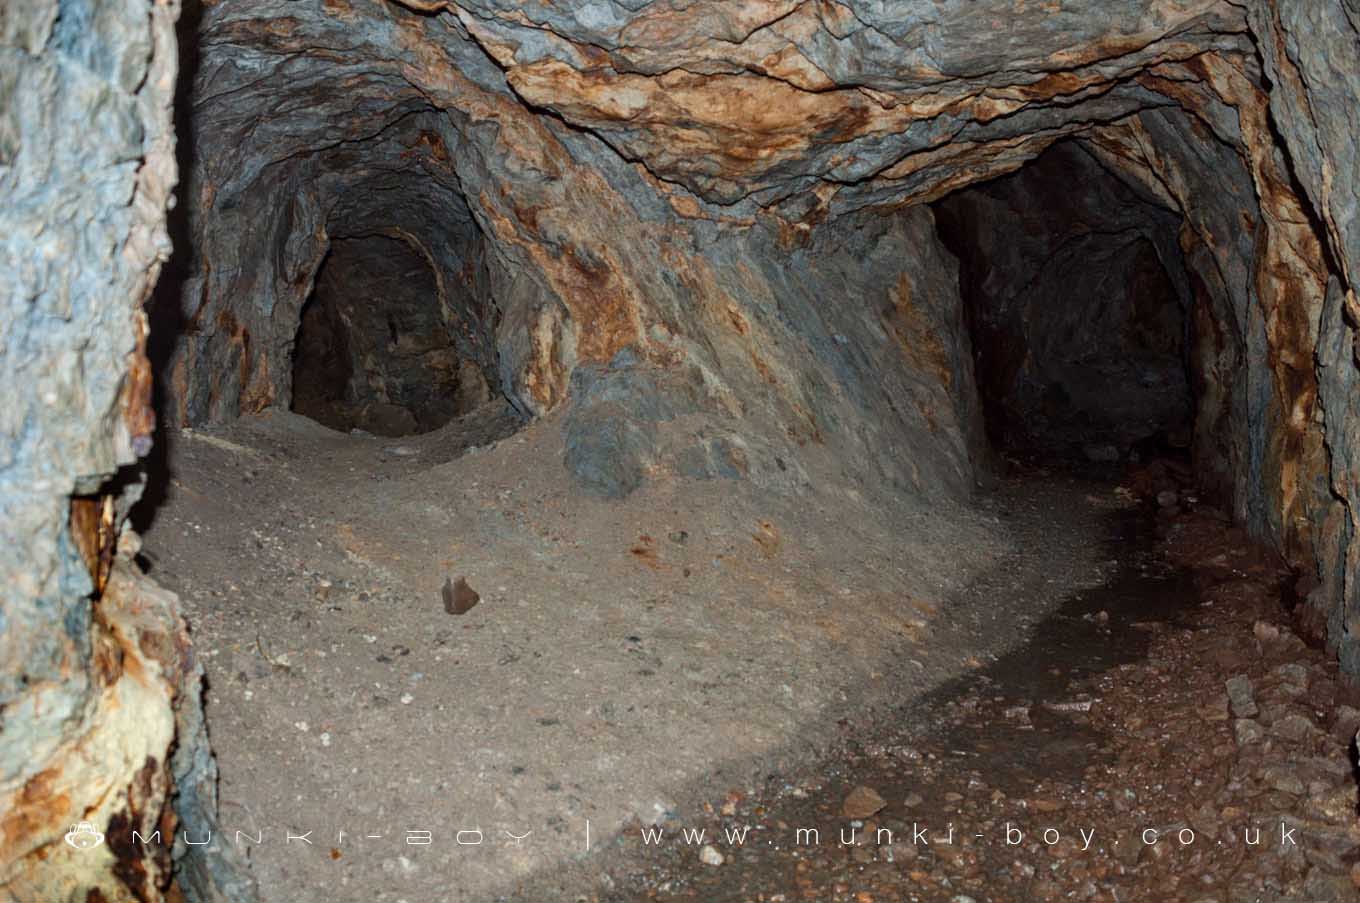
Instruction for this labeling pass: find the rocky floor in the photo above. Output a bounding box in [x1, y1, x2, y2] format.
[137, 405, 1115, 903]
[138, 410, 1359, 902]
[524, 467, 1360, 903]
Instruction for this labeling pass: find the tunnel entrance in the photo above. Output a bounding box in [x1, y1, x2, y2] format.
[933, 141, 1194, 465]
[289, 235, 490, 437]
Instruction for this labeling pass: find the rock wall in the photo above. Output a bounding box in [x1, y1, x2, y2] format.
[3, 0, 1360, 898]
[158, 0, 989, 508]
[0, 0, 254, 900]
[1246, 0, 1360, 673]
[157, 1, 1360, 678]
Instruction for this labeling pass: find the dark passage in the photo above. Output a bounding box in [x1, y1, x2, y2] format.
[934, 142, 1194, 463]
[291, 236, 491, 437]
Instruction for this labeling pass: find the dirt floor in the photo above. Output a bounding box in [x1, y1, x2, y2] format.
[137, 409, 1360, 902]
[519, 468, 1360, 902]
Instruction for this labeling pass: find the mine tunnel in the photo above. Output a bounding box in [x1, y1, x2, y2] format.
[290, 234, 491, 437]
[7, 1, 1360, 902]
[934, 141, 1195, 465]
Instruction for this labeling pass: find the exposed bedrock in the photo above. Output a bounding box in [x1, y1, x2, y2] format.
[3, 0, 1360, 899]
[157, 0, 1358, 647]
[0, 0, 258, 899]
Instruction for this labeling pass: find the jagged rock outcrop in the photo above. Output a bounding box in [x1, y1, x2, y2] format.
[0, 0, 252, 899]
[1245, 1, 1360, 673]
[4, 0, 1360, 898]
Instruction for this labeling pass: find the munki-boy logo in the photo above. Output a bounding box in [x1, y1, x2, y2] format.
[65, 822, 105, 851]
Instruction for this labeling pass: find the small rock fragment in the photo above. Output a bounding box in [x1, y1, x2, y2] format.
[699, 844, 724, 866]
[1044, 699, 1095, 713]
[1261, 764, 1306, 795]
[1330, 705, 1360, 744]
[1156, 489, 1179, 508]
[843, 785, 887, 819]
[1113, 837, 1142, 867]
[1234, 718, 1264, 746]
[1225, 675, 1258, 718]
[1269, 712, 1317, 743]
[1253, 621, 1281, 643]
[1273, 662, 1308, 689]
[443, 576, 480, 615]
[1083, 444, 1120, 463]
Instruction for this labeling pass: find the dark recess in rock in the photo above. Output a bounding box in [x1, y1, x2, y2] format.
[291, 236, 491, 436]
[935, 142, 1195, 461]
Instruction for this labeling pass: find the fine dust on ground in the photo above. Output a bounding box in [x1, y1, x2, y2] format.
[136, 403, 1124, 902]
[542, 467, 1360, 903]
[137, 406, 1359, 902]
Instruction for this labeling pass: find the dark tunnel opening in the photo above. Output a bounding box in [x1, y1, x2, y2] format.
[289, 235, 492, 437]
[934, 141, 1196, 468]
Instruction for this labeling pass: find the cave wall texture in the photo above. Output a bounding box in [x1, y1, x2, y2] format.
[2, 0, 1359, 898]
[0, 0, 258, 900]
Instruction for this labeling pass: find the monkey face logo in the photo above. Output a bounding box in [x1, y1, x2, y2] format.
[64, 823, 105, 851]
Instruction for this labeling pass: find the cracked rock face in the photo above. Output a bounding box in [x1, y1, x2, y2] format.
[4, 0, 1360, 898]
[0, 0, 244, 899]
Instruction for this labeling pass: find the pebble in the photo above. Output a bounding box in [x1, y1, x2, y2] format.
[1261, 764, 1305, 795]
[1225, 674, 1257, 717]
[1330, 705, 1360, 743]
[1273, 662, 1308, 688]
[1233, 719, 1264, 745]
[699, 845, 724, 866]
[843, 785, 887, 818]
[1269, 712, 1316, 742]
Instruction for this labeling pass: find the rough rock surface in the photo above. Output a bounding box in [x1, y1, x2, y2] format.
[1252, 0, 1360, 673]
[3, 0, 188, 899]
[4, 0, 1360, 899]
